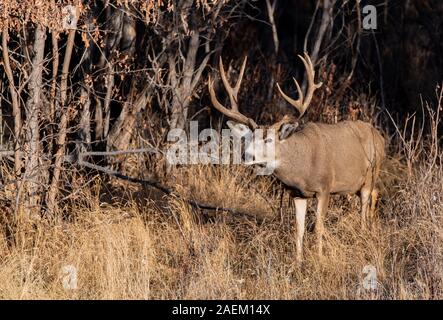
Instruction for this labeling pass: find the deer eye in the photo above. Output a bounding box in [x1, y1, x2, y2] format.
[264, 137, 273, 143]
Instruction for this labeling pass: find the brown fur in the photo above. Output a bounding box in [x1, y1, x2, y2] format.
[274, 120, 385, 197]
[271, 119, 385, 259]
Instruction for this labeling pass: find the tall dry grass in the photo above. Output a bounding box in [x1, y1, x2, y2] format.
[0, 87, 442, 299]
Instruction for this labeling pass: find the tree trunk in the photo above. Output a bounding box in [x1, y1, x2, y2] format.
[108, 85, 150, 151]
[24, 24, 46, 217]
[79, 87, 92, 148]
[47, 24, 76, 214]
[103, 63, 114, 139]
[169, 31, 200, 130]
[2, 28, 22, 177]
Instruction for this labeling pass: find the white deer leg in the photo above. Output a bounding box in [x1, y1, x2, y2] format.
[369, 188, 379, 220]
[293, 198, 307, 261]
[315, 192, 329, 257]
[360, 187, 371, 229]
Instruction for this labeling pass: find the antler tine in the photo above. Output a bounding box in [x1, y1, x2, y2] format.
[208, 60, 258, 129]
[233, 56, 248, 98]
[298, 52, 322, 114]
[218, 56, 247, 112]
[218, 57, 233, 112]
[208, 75, 227, 114]
[277, 52, 322, 118]
[276, 79, 303, 115]
[292, 77, 304, 103]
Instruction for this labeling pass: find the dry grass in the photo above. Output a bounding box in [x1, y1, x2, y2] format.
[0, 155, 441, 299]
[0, 90, 442, 300]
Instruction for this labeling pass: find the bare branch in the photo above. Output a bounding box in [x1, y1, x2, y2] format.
[265, 0, 279, 54]
[2, 28, 22, 176]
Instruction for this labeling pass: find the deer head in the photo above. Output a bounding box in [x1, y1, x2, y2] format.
[208, 53, 322, 168]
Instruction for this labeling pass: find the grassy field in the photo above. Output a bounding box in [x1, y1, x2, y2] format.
[0, 93, 442, 300]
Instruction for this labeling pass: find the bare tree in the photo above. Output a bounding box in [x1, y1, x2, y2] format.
[23, 25, 46, 216]
[47, 9, 78, 214]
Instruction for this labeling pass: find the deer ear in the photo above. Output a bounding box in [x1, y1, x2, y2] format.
[279, 122, 299, 140]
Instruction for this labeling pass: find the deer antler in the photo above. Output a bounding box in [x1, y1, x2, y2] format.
[208, 56, 258, 129]
[277, 52, 322, 118]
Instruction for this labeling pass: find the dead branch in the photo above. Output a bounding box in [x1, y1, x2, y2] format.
[265, 0, 279, 55]
[81, 148, 162, 157]
[76, 159, 260, 219]
[2, 28, 22, 176]
[302, 0, 334, 92]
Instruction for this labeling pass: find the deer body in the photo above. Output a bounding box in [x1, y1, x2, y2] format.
[209, 53, 386, 260]
[273, 120, 385, 197]
[268, 120, 385, 260]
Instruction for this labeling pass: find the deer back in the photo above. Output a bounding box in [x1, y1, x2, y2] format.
[274, 120, 385, 196]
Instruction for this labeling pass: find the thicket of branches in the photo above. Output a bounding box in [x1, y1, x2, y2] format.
[0, 0, 442, 218]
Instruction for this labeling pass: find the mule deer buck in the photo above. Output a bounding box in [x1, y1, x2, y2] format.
[208, 53, 385, 260]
